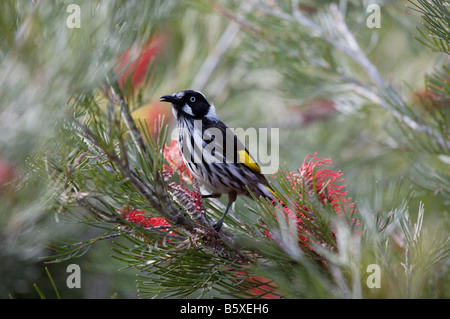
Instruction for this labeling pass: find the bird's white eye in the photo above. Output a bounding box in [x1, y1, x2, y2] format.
[190, 96, 196, 103]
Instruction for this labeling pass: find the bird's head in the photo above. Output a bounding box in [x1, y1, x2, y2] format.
[160, 90, 218, 121]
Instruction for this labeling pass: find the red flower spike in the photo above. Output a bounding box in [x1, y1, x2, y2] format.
[160, 139, 207, 221]
[163, 139, 193, 185]
[244, 275, 281, 299]
[162, 164, 174, 181]
[115, 36, 164, 92]
[233, 269, 281, 299]
[169, 182, 206, 219]
[0, 156, 16, 188]
[267, 153, 359, 254]
[231, 264, 281, 299]
[285, 153, 357, 222]
[119, 207, 175, 236]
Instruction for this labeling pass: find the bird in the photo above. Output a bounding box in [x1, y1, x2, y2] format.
[160, 90, 275, 231]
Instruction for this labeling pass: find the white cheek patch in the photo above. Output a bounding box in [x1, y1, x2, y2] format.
[181, 103, 195, 116]
[205, 104, 219, 122]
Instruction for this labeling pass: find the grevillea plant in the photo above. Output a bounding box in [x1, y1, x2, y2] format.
[109, 133, 359, 297]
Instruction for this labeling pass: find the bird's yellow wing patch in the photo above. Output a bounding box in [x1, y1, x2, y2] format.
[238, 150, 261, 174]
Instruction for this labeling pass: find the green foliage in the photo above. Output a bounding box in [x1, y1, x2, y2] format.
[1, 0, 448, 298]
[409, 0, 450, 53]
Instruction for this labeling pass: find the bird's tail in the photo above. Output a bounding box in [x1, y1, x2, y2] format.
[258, 183, 288, 209]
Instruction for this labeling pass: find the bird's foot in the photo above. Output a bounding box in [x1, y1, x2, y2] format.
[213, 220, 223, 232]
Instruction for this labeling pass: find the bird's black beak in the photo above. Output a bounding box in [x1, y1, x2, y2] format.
[160, 95, 180, 104]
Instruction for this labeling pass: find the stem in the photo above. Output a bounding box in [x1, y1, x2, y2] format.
[70, 89, 250, 262]
[248, 1, 450, 150]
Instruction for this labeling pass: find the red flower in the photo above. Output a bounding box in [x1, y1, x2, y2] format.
[0, 155, 17, 194]
[290, 153, 357, 220]
[161, 139, 206, 222]
[169, 182, 205, 218]
[162, 164, 174, 181]
[244, 274, 280, 299]
[115, 36, 164, 91]
[234, 270, 280, 299]
[415, 88, 450, 109]
[119, 207, 175, 236]
[163, 139, 193, 185]
[267, 153, 359, 252]
[0, 157, 15, 187]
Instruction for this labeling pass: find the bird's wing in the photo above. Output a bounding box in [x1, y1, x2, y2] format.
[202, 120, 261, 175]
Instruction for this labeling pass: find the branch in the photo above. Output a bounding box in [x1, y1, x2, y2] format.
[71, 117, 196, 231]
[248, 1, 450, 150]
[192, 4, 241, 90]
[60, 227, 187, 248]
[69, 94, 251, 262]
[106, 86, 148, 155]
[327, 4, 450, 150]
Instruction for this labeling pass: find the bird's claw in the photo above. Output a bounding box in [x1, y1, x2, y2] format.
[213, 221, 223, 232]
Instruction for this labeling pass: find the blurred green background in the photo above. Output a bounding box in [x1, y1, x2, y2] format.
[0, 0, 448, 298]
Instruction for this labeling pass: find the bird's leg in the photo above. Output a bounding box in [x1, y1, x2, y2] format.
[213, 192, 236, 231]
[213, 201, 232, 232]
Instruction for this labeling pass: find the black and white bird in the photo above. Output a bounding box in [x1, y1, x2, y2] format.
[160, 90, 275, 231]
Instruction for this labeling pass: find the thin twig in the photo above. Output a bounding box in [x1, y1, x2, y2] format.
[108, 86, 148, 155]
[70, 99, 250, 262]
[192, 2, 251, 90]
[249, 1, 450, 150]
[59, 227, 187, 249]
